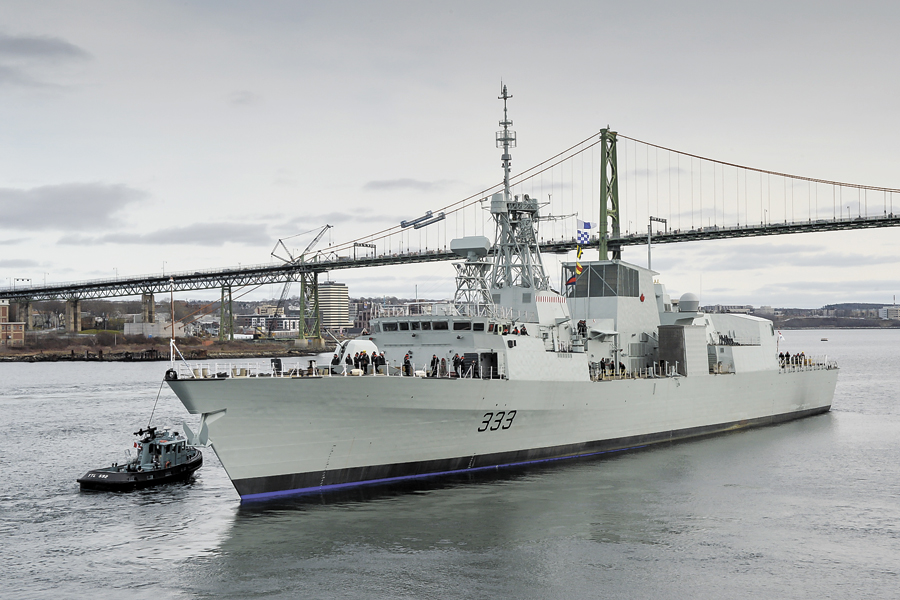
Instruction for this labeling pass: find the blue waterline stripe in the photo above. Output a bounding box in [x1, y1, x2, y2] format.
[240, 444, 648, 502]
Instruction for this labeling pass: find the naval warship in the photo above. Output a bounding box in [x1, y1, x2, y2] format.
[165, 87, 838, 500]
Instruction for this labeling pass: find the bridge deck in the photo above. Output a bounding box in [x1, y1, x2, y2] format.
[1, 214, 897, 301]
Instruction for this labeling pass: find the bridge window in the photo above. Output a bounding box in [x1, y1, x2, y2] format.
[433, 321, 449, 330]
[410, 322, 421, 330]
[398, 322, 410, 331]
[420, 321, 432, 330]
[473, 322, 485, 332]
[382, 322, 398, 332]
[453, 321, 472, 331]
[563, 264, 640, 298]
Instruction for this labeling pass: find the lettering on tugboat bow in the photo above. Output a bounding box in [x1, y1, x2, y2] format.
[477, 410, 516, 432]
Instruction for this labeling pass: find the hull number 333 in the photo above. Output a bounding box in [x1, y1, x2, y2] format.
[478, 410, 516, 432]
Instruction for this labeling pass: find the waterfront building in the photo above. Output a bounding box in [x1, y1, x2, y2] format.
[233, 314, 300, 335]
[704, 304, 754, 314]
[255, 304, 285, 316]
[0, 299, 25, 346]
[879, 305, 900, 320]
[124, 314, 187, 338]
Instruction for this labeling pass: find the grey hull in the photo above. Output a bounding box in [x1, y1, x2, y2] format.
[168, 367, 838, 499]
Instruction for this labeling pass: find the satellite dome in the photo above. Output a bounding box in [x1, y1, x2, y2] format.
[679, 292, 700, 312]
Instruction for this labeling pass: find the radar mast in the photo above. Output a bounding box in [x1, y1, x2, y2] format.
[488, 84, 549, 292]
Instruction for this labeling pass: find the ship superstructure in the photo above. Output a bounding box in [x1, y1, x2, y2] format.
[166, 87, 838, 500]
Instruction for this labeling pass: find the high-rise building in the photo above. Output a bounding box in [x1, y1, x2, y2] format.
[318, 282, 354, 331]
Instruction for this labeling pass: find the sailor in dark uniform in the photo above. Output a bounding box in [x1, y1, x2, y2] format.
[403, 354, 412, 376]
[331, 353, 340, 374]
[452, 353, 461, 377]
[430, 354, 439, 377]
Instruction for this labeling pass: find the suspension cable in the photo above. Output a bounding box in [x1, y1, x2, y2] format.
[618, 134, 900, 193]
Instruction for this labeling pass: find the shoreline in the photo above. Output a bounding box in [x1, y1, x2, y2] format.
[0, 349, 323, 363]
[2, 327, 897, 363]
[0, 340, 335, 363]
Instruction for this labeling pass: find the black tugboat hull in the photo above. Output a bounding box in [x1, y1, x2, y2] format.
[78, 452, 203, 492]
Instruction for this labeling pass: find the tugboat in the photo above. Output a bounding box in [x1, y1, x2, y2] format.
[77, 426, 202, 491]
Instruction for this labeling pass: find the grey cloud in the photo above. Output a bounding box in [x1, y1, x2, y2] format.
[228, 90, 261, 106]
[0, 258, 38, 268]
[697, 247, 898, 272]
[58, 222, 270, 247]
[754, 279, 900, 295]
[0, 238, 26, 245]
[0, 32, 90, 60]
[625, 168, 655, 179]
[283, 209, 402, 229]
[272, 168, 297, 187]
[0, 183, 146, 230]
[746, 279, 900, 307]
[363, 178, 458, 192]
[0, 64, 45, 87]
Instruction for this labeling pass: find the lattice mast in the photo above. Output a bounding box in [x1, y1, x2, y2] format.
[452, 251, 495, 316]
[450, 233, 515, 318]
[489, 84, 550, 291]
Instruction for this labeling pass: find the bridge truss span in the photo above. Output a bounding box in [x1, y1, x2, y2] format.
[2, 124, 900, 304]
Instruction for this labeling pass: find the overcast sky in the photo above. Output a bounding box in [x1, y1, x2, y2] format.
[1, 1, 898, 307]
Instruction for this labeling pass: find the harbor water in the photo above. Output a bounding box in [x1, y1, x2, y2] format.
[1, 329, 898, 599]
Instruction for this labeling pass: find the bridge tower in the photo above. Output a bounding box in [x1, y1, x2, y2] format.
[599, 128, 621, 260]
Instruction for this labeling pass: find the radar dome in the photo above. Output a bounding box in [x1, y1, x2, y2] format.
[679, 292, 700, 312]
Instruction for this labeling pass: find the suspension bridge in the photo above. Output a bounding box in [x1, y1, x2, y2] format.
[3, 124, 899, 336]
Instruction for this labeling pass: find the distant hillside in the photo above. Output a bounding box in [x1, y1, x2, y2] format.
[774, 317, 900, 329]
[821, 302, 892, 310]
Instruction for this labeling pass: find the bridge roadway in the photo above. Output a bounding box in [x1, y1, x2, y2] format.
[1, 213, 898, 302]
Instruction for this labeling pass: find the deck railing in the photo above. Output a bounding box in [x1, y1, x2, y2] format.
[778, 355, 838, 372]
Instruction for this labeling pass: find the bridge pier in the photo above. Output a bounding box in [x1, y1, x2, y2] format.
[141, 293, 155, 324]
[16, 300, 32, 330]
[219, 286, 233, 341]
[65, 299, 82, 333]
[299, 272, 322, 343]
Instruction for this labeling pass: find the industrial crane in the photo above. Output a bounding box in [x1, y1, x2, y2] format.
[266, 224, 332, 337]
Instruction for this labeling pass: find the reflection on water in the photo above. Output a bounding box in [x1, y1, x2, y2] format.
[3, 330, 900, 599]
[200, 415, 869, 599]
